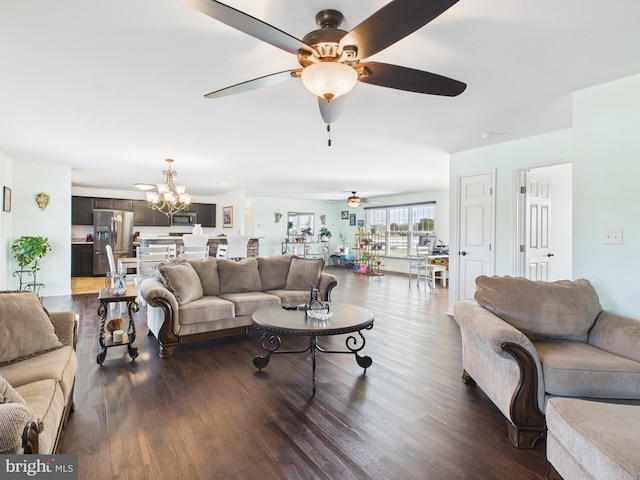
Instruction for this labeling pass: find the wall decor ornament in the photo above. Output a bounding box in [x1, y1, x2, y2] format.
[274, 212, 282, 223]
[35, 192, 50, 211]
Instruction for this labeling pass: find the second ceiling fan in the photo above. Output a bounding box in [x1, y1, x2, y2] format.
[182, 0, 466, 139]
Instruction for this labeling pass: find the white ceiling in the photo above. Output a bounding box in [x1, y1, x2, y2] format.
[2, 1, 640, 201]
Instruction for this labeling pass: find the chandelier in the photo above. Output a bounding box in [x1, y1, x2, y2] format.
[145, 159, 191, 216]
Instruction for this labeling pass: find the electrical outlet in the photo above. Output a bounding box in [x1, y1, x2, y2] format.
[601, 228, 623, 245]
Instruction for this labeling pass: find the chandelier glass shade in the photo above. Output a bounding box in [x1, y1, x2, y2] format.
[301, 62, 358, 101]
[145, 159, 191, 216]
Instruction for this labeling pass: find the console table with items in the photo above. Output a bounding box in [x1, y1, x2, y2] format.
[96, 286, 139, 365]
[281, 241, 329, 262]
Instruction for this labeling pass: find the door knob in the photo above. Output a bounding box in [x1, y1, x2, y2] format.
[546, 253, 555, 257]
[460, 251, 468, 256]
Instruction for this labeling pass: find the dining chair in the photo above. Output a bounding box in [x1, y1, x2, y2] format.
[179, 245, 209, 259]
[215, 244, 228, 258]
[225, 235, 250, 261]
[409, 234, 436, 291]
[135, 245, 173, 304]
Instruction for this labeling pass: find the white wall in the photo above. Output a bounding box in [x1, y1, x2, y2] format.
[449, 130, 573, 309]
[572, 73, 640, 317]
[0, 151, 12, 289]
[12, 161, 72, 296]
[448, 72, 640, 318]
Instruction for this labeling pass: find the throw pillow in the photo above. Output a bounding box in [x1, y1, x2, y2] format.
[285, 256, 325, 291]
[189, 258, 220, 296]
[0, 291, 63, 366]
[258, 255, 292, 291]
[474, 276, 602, 341]
[217, 258, 262, 294]
[0, 374, 41, 454]
[157, 260, 204, 305]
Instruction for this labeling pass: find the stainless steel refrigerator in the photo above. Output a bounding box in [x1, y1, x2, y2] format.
[93, 209, 134, 276]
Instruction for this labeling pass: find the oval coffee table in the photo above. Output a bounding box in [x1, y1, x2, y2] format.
[252, 303, 374, 394]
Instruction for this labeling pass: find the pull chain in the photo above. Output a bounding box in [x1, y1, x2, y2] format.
[327, 99, 332, 147]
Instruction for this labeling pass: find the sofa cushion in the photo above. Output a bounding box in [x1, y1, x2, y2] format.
[265, 289, 311, 306]
[218, 292, 281, 317]
[285, 256, 325, 291]
[15, 379, 64, 455]
[217, 258, 262, 294]
[0, 346, 77, 403]
[177, 296, 235, 326]
[189, 258, 220, 296]
[157, 260, 203, 305]
[258, 255, 292, 291]
[534, 341, 640, 399]
[474, 276, 602, 341]
[0, 291, 63, 366]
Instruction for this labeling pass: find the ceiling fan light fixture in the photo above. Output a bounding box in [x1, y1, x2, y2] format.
[301, 62, 357, 100]
[347, 192, 361, 208]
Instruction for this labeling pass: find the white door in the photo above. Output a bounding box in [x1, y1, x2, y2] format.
[525, 173, 552, 280]
[516, 163, 572, 281]
[457, 172, 495, 301]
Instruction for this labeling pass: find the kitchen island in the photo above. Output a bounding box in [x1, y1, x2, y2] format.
[138, 235, 259, 258]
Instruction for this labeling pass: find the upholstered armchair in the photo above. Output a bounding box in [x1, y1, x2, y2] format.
[453, 276, 640, 448]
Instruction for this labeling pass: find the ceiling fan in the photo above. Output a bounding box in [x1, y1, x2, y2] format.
[182, 0, 466, 139]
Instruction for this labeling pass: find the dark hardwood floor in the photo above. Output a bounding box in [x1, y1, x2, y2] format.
[43, 269, 547, 479]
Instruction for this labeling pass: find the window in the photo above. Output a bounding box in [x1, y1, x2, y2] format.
[366, 203, 436, 257]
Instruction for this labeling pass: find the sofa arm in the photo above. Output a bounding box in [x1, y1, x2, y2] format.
[318, 272, 338, 302]
[589, 310, 640, 363]
[139, 278, 180, 358]
[453, 301, 546, 447]
[0, 403, 38, 454]
[49, 311, 78, 348]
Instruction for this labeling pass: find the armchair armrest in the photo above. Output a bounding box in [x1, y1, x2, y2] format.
[49, 311, 78, 348]
[589, 310, 640, 363]
[453, 301, 546, 447]
[139, 278, 180, 358]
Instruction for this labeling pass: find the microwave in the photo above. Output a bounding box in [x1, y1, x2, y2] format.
[171, 212, 197, 226]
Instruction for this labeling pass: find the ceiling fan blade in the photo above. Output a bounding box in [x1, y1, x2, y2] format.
[204, 70, 301, 98]
[340, 0, 458, 59]
[318, 96, 345, 124]
[357, 62, 466, 96]
[182, 0, 312, 55]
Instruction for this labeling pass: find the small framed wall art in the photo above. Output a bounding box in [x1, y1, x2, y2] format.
[349, 213, 356, 226]
[341, 210, 349, 220]
[3, 186, 11, 212]
[222, 205, 233, 228]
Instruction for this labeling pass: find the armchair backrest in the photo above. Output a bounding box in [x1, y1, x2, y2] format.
[474, 276, 602, 342]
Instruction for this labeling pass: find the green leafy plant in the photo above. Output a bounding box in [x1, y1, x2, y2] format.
[319, 226, 332, 239]
[11, 236, 51, 274]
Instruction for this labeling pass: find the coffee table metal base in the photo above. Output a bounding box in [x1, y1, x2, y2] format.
[253, 325, 373, 394]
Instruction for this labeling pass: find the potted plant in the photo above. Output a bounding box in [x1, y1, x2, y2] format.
[12, 236, 51, 273]
[301, 227, 313, 242]
[319, 226, 332, 241]
[12, 236, 52, 291]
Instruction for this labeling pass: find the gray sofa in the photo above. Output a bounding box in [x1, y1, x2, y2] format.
[453, 276, 640, 448]
[0, 291, 77, 455]
[140, 255, 338, 358]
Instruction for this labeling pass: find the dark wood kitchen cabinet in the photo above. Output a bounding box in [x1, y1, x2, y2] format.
[71, 196, 93, 225]
[71, 244, 94, 277]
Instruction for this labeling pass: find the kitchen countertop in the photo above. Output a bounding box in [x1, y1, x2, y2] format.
[72, 238, 93, 245]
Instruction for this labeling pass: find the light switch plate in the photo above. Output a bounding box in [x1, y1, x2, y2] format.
[601, 228, 623, 245]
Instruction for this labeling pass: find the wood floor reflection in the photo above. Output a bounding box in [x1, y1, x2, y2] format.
[45, 268, 547, 480]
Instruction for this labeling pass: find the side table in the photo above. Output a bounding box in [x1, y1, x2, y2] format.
[97, 287, 139, 365]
